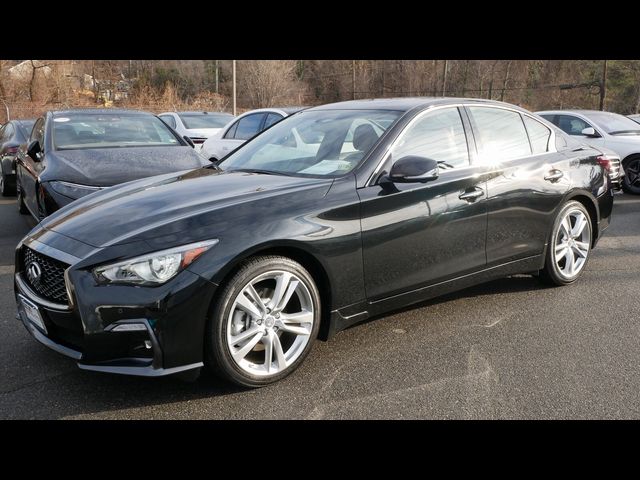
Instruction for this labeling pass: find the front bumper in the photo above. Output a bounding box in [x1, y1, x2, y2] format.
[15, 236, 218, 377]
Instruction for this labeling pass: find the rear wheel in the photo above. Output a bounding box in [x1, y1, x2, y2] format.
[205, 255, 321, 387]
[540, 201, 592, 286]
[621, 155, 640, 194]
[16, 182, 28, 215]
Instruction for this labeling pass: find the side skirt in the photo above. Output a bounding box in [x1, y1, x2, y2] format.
[327, 254, 544, 337]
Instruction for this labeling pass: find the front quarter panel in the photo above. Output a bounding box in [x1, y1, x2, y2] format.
[186, 174, 366, 314]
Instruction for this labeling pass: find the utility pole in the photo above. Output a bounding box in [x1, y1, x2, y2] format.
[215, 60, 219, 94]
[232, 60, 237, 116]
[442, 60, 448, 96]
[352, 60, 356, 100]
[381, 60, 385, 97]
[599, 59, 608, 111]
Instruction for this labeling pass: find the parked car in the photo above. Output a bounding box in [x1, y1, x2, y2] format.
[627, 114, 640, 125]
[15, 98, 613, 387]
[158, 111, 235, 151]
[537, 109, 639, 194]
[0, 119, 35, 196]
[200, 107, 305, 162]
[15, 109, 208, 220]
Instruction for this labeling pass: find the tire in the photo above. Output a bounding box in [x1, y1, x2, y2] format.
[0, 174, 11, 197]
[205, 255, 321, 387]
[540, 200, 592, 286]
[16, 182, 28, 215]
[621, 155, 640, 195]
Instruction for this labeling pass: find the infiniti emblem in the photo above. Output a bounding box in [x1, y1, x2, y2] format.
[26, 261, 43, 284]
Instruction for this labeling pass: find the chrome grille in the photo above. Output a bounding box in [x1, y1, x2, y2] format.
[22, 246, 69, 304]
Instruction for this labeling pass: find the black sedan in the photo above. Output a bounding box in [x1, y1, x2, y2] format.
[14, 98, 613, 387]
[15, 109, 207, 220]
[0, 118, 35, 196]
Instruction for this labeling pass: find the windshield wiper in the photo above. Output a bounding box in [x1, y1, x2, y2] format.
[227, 168, 291, 176]
[609, 130, 640, 135]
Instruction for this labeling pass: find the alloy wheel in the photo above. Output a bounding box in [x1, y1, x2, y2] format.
[226, 270, 314, 377]
[553, 208, 591, 279]
[624, 158, 640, 189]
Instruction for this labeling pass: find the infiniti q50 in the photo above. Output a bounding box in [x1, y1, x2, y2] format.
[14, 98, 613, 387]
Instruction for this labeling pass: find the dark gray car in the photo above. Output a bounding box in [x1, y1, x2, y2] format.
[0, 119, 35, 196]
[15, 109, 207, 220]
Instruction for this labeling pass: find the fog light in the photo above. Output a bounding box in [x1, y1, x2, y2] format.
[110, 323, 147, 332]
[144, 340, 152, 349]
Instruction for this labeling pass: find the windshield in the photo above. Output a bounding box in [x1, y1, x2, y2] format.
[17, 120, 35, 138]
[53, 114, 182, 150]
[179, 113, 234, 129]
[585, 112, 640, 135]
[219, 109, 402, 177]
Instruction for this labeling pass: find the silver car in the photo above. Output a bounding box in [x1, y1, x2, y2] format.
[537, 109, 637, 193]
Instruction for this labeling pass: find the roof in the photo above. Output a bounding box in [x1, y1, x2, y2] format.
[536, 109, 621, 116]
[308, 97, 522, 112]
[50, 108, 154, 116]
[168, 111, 234, 115]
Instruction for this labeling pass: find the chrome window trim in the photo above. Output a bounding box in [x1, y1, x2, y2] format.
[365, 103, 558, 187]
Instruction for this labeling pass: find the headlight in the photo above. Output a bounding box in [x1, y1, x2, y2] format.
[93, 240, 218, 286]
[49, 181, 104, 199]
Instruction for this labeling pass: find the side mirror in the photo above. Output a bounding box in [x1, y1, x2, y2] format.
[27, 140, 42, 161]
[183, 135, 195, 148]
[581, 127, 600, 138]
[387, 155, 439, 183]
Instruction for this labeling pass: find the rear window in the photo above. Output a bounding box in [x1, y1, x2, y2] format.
[179, 113, 233, 129]
[52, 114, 181, 150]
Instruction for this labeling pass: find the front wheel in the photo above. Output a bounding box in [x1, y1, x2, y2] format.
[16, 182, 28, 215]
[205, 255, 321, 387]
[540, 201, 592, 286]
[1, 174, 16, 196]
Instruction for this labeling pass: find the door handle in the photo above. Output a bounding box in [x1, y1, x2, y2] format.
[544, 170, 564, 182]
[458, 187, 484, 202]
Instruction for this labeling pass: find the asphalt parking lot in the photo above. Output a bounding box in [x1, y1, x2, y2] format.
[0, 193, 639, 419]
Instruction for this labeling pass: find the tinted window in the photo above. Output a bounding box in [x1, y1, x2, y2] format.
[160, 115, 177, 129]
[179, 113, 233, 129]
[524, 116, 551, 153]
[263, 113, 283, 129]
[224, 121, 239, 139]
[30, 118, 45, 146]
[52, 114, 180, 150]
[546, 114, 592, 136]
[468, 107, 531, 162]
[17, 120, 35, 139]
[391, 108, 469, 168]
[234, 113, 266, 141]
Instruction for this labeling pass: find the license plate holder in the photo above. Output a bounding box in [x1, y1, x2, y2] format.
[18, 294, 47, 334]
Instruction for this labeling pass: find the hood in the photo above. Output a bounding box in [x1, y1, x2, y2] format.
[42, 146, 207, 186]
[185, 128, 221, 138]
[39, 168, 333, 248]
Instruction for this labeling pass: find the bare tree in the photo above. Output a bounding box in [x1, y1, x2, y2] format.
[238, 60, 298, 108]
